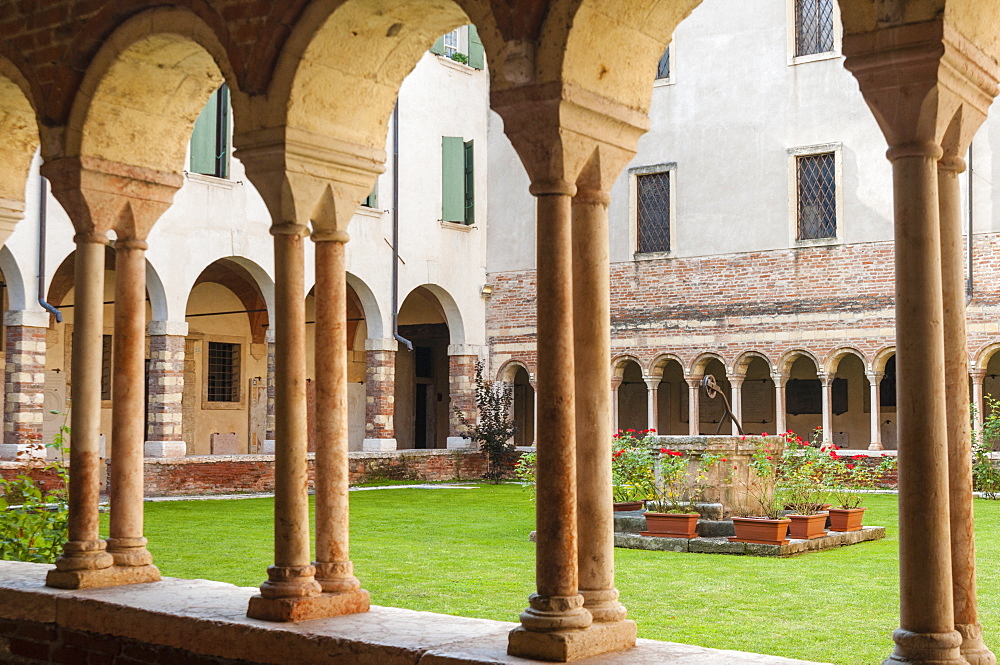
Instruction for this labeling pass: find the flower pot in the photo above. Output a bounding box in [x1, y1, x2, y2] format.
[728, 517, 791, 545]
[828, 507, 865, 532]
[613, 501, 645, 512]
[787, 513, 828, 540]
[641, 512, 699, 538]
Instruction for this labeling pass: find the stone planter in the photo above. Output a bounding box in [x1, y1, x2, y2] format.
[728, 517, 791, 545]
[613, 501, 645, 512]
[828, 507, 866, 532]
[787, 513, 828, 540]
[641, 512, 699, 538]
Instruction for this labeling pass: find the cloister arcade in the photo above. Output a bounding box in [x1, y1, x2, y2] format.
[0, 0, 999, 664]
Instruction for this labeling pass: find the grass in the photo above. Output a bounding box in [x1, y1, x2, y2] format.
[129, 485, 1000, 665]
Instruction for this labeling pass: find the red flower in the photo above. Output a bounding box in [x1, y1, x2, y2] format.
[720, 457, 728, 462]
[660, 448, 669, 454]
[761, 432, 769, 436]
[852, 454, 866, 460]
[846, 464, 856, 470]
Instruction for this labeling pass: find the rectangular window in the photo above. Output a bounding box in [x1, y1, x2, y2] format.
[430, 26, 485, 70]
[443, 29, 460, 58]
[189, 84, 231, 179]
[442, 136, 474, 225]
[795, 0, 834, 57]
[656, 47, 670, 80]
[206, 341, 240, 403]
[796, 152, 836, 240]
[636, 170, 671, 254]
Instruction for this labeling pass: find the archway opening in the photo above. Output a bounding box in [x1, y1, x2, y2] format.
[741, 357, 775, 435]
[785, 355, 821, 437]
[617, 360, 647, 433]
[698, 358, 731, 434]
[512, 366, 534, 446]
[655, 358, 685, 434]
[831, 353, 867, 448]
[878, 355, 897, 450]
[397, 286, 451, 449]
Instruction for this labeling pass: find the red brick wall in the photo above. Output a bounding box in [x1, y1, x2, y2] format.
[3, 326, 47, 451]
[147, 334, 185, 442]
[365, 349, 396, 440]
[486, 236, 1000, 375]
[449, 355, 479, 437]
[0, 462, 65, 494]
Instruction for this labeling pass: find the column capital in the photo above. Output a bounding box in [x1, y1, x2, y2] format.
[818, 372, 834, 387]
[866, 370, 885, 383]
[684, 374, 703, 389]
[728, 374, 746, 387]
[610, 376, 623, 391]
[41, 155, 182, 241]
[234, 126, 384, 240]
[969, 367, 987, 382]
[265, 328, 276, 344]
[643, 377, 660, 390]
[365, 337, 398, 352]
[148, 320, 188, 337]
[773, 373, 788, 388]
[3, 310, 51, 328]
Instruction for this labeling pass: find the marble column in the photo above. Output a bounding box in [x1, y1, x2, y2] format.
[729, 375, 745, 434]
[610, 376, 622, 434]
[774, 375, 787, 436]
[0, 310, 49, 460]
[867, 371, 883, 450]
[363, 337, 397, 451]
[686, 376, 700, 436]
[264, 329, 276, 454]
[971, 369, 986, 435]
[106, 237, 159, 580]
[311, 230, 369, 614]
[644, 378, 659, 433]
[819, 372, 833, 445]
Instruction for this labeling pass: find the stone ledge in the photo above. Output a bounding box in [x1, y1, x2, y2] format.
[614, 527, 886, 557]
[0, 560, 826, 664]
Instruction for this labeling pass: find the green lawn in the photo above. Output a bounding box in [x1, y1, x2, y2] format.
[132, 485, 1000, 665]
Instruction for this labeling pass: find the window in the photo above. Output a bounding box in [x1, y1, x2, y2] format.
[654, 44, 673, 84]
[796, 152, 836, 241]
[206, 341, 240, 403]
[430, 25, 485, 70]
[442, 136, 474, 225]
[636, 170, 671, 254]
[189, 84, 231, 179]
[362, 182, 378, 209]
[794, 0, 834, 57]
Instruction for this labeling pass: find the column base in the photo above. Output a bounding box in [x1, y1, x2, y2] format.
[580, 588, 628, 623]
[869, 442, 885, 451]
[507, 620, 637, 662]
[247, 589, 371, 622]
[362, 438, 397, 452]
[47, 564, 160, 589]
[958, 622, 997, 665]
[144, 441, 187, 458]
[884, 628, 965, 665]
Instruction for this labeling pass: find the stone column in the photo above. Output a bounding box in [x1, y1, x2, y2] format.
[819, 372, 833, 445]
[447, 347, 479, 449]
[686, 376, 700, 436]
[363, 337, 397, 451]
[940, 153, 994, 664]
[264, 329, 276, 454]
[971, 369, 986, 435]
[311, 230, 369, 614]
[729, 375, 745, 434]
[644, 378, 659, 433]
[106, 237, 159, 581]
[0, 310, 49, 460]
[247, 223, 323, 620]
[572, 185, 631, 634]
[610, 376, 622, 433]
[145, 321, 187, 458]
[867, 371, 884, 450]
[774, 375, 787, 435]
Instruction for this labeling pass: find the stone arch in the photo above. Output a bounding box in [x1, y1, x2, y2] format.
[144, 259, 169, 323]
[731, 350, 774, 377]
[187, 257, 273, 345]
[690, 351, 726, 377]
[346, 272, 384, 341]
[973, 342, 1000, 372]
[415, 283, 466, 346]
[0, 56, 41, 244]
[823, 347, 869, 376]
[61, 7, 236, 174]
[611, 353, 643, 379]
[0, 245, 27, 311]
[777, 348, 822, 377]
[873, 346, 897, 374]
[614, 355, 647, 433]
[497, 358, 532, 383]
[648, 352, 684, 380]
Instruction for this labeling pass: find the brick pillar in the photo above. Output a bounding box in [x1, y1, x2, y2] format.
[363, 337, 397, 451]
[144, 321, 188, 458]
[447, 347, 479, 449]
[0, 311, 49, 460]
[263, 329, 276, 454]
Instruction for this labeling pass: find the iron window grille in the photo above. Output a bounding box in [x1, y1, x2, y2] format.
[796, 152, 836, 241]
[207, 341, 241, 403]
[795, 0, 834, 57]
[637, 170, 671, 254]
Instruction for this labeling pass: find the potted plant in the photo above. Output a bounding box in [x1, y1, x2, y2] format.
[729, 435, 791, 545]
[642, 448, 721, 538]
[779, 430, 829, 540]
[824, 449, 896, 531]
[612, 429, 656, 511]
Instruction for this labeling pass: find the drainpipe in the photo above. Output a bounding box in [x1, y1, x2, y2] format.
[967, 141, 974, 303]
[391, 101, 412, 352]
[37, 176, 62, 322]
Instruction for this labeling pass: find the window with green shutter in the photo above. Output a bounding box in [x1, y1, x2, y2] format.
[442, 137, 475, 225]
[189, 84, 231, 179]
[429, 26, 485, 70]
[363, 181, 378, 208]
[468, 26, 485, 70]
[463, 139, 474, 225]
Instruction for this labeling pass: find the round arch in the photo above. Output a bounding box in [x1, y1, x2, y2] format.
[611, 353, 643, 379]
[346, 272, 384, 341]
[0, 56, 40, 240]
[690, 351, 727, 377]
[731, 350, 774, 377]
[405, 283, 466, 346]
[186, 257, 273, 344]
[144, 259, 169, 323]
[873, 346, 897, 375]
[497, 358, 532, 383]
[823, 347, 869, 376]
[648, 352, 684, 380]
[777, 348, 822, 377]
[0, 245, 27, 311]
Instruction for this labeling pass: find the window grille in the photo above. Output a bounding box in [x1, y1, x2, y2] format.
[796, 152, 836, 240]
[795, 0, 834, 56]
[656, 47, 670, 80]
[637, 171, 670, 254]
[207, 341, 240, 403]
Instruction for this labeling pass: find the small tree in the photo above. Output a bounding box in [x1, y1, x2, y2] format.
[455, 360, 517, 483]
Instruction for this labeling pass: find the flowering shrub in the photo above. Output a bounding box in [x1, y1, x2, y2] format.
[647, 448, 723, 514]
[973, 397, 1000, 498]
[514, 450, 537, 499]
[611, 429, 656, 503]
[731, 432, 786, 519]
[823, 449, 896, 509]
[778, 429, 828, 515]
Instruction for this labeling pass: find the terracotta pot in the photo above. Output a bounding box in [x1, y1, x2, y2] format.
[641, 512, 699, 538]
[828, 507, 866, 532]
[728, 517, 791, 545]
[613, 501, 644, 512]
[787, 513, 828, 540]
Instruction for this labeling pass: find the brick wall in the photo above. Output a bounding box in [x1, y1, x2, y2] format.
[486, 235, 1000, 375]
[146, 335, 185, 442]
[364, 349, 395, 440]
[448, 355, 479, 437]
[3, 326, 47, 454]
[0, 462, 65, 494]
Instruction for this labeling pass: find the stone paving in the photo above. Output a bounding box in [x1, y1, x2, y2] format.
[0, 560, 827, 664]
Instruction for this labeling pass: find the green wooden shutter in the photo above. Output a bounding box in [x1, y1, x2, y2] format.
[363, 180, 379, 208]
[442, 137, 465, 222]
[430, 36, 445, 55]
[216, 84, 231, 179]
[190, 88, 219, 175]
[464, 139, 475, 225]
[468, 25, 484, 70]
